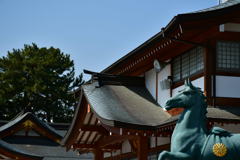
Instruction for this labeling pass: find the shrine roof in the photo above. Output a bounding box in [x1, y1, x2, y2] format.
[82, 81, 171, 129]
[0, 112, 62, 141]
[0, 139, 43, 160]
[10, 144, 92, 160]
[102, 0, 240, 74]
[185, 0, 240, 14]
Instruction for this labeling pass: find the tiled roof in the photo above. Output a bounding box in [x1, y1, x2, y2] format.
[83, 81, 171, 129]
[0, 112, 62, 140]
[186, 0, 240, 14]
[0, 139, 43, 160]
[12, 144, 92, 160]
[102, 0, 240, 74]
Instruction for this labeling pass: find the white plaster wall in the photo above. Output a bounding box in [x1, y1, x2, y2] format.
[172, 77, 204, 97]
[104, 152, 111, 158]
[150, 137, 156, 148]
[145, 69, 156, 100]
[220, 23, 240, 32]
[216, 76, 240, 98]
[157, 64, 171, 107]
[157, 137, 170, 146]
[121, 140, 132, 153]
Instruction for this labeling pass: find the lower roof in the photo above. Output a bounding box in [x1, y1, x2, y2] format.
[11, 144, 92, 160]
[161, 107, 240, 127]
[0, 139, 43, 160]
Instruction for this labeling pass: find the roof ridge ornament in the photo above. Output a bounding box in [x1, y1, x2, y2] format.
[83, 69, 145, 88]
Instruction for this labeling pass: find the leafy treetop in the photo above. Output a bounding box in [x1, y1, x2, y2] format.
[0, 43, 84, 122]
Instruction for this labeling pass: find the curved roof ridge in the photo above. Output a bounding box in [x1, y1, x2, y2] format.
[82, 82, 171, 128]
[0, 112, 62, 141]
[182, 0, 240, 15]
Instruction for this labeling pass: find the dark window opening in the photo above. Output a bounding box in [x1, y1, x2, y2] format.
[217, 41, 240, 72]
[172, 47, 204, 82]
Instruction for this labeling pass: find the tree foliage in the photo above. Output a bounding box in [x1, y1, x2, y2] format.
[0, 43, 84, 122]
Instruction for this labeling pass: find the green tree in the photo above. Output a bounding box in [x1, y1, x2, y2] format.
[0, 43, 84, 122]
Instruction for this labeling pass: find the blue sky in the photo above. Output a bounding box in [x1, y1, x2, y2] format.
[0, 0, 217, 80]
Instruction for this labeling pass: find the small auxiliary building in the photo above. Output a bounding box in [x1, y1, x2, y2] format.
[0, 112, 93, 160]
[63, 0, 240, 159]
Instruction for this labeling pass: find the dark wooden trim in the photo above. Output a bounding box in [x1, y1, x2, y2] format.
[81, 125, 108, 135]
[204, 40, 216, 106]
[72, 143, 94, 148]
[171, 72, 204, 89]
[156, 72, 158, 101]
[216, 71, 240, 77]
[215, 97, 240, 107]
[63, 94, 88, 150]
[137, 136, 148, 160]
[93, 148, 104, 160]
[170, 63, 173, 97]
[78, 113, 93, 144]
[95, 135, 136, 148]
[83, 121, 98, 145]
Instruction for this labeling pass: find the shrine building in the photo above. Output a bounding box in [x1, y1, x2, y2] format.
[62, 0, 240, 159]
[0, 112, 93, 160]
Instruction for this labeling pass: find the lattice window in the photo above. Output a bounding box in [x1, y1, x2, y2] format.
[172, 56, 181, 82]
[172, 47, 204, 82]
[217, 41, 240, 71]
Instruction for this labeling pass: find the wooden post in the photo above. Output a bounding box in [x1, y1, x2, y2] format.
[156, 72, 158, 101]
[137, 136, 148, 160]
[93, 148, 104, 160]
[204, 41, 215, 106]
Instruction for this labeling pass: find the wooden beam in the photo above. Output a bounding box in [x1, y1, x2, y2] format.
[91, 133, 101, 145]
[215, 97, 240, 107]
[72, 143, 121, 150]
[78, 113, 93, 144]
[137, 136, 148, 160]
[73, 143, 94, 148]
[81, 125, 108, 135]
[96, 135, 135, 148]
[83, 121, 98, 146]
[93, 148, 103, 160]
[65, 95, 88, 150]
[204, 40, 215, 106]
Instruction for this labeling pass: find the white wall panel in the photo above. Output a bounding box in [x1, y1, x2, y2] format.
[216, 76, 240, 98]
[145, 69, 156, 100]
[172, 77, 204, 97]
[157, 137, 170, 146]
[122, 140, 131, 153]
[157, 64, 171, 107]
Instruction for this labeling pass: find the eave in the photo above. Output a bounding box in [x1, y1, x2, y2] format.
[101, 1, 240, 75]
